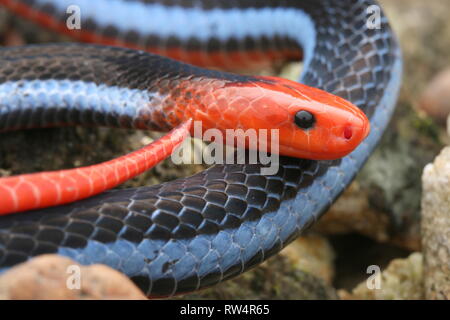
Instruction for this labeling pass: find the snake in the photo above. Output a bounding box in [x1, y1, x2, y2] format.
[0, 0, 402, 297]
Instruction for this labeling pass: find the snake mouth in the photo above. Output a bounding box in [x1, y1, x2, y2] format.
[336, 119, 371, 157]
[344, 125, 353, 140]
[344, 120, 370, 141]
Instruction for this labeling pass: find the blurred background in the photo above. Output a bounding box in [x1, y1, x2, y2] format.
[0, 0, 449, 299]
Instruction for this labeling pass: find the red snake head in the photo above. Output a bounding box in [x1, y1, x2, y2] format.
[245, 75, 371, 160]
[173, 75, 370, 160]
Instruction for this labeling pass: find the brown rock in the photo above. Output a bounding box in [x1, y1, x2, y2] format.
[314, 183, 391, 243]
[281, 234, 335, 285]
[0, 255, 147, 300]
[421, 147, 450, 300]
[420, 68, 450, 125]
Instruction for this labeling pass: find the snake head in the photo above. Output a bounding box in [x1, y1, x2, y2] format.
[213, 75, 370, 160]
[180, 75, 369, 160]
[255, 75, 371, 160]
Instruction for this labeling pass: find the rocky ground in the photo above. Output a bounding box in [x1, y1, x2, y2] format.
[0, 0, 449, 299]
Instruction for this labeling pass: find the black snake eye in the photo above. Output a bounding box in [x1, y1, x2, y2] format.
[294, 110, 315, 129]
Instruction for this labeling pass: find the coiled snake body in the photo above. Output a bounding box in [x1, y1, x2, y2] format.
[0, 0, 402, 297]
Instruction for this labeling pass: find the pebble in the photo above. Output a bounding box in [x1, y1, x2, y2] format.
[420, 68, 450, 125]
[0, 255, 147, 300]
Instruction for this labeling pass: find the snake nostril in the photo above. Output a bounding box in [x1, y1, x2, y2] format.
[343, 126, 353, 140]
